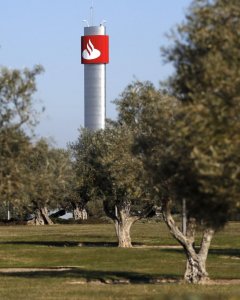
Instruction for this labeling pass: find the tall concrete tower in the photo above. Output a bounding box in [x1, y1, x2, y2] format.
[81, 25, 109, 130]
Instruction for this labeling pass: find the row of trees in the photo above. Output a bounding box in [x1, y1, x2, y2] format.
[1, 0, 239, 284]
[62, 0, 240, 283]
[0, 66, 81, 224]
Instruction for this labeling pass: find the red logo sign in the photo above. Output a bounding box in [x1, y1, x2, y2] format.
[81, 35, 109, 64]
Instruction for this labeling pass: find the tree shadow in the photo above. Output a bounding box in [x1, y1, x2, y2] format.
[154, 247, 240, 258]
[1, 241, 239, 259]
[0, 241, 144, 248]
[0, 267, 180, 284]
[209, 248, 240, 257]
[0, 241, 116, 247]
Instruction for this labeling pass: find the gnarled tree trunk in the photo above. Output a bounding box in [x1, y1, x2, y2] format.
[115, 205, 139, 248]
[72, 202, 88, 220]
[184, 251, 208, 283]
[104, 202, 138, 248]
[185, 226, 214, 283]
[104, 201, 155, 248]
[162, 198, 214, 284]
[114, 213, 137, 248]
[27, 207, 53, 225]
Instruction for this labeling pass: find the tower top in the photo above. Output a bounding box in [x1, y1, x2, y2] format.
[84, 25, 106, 36]
[90, 0, 94, 26]
[82, 0, 106, 28]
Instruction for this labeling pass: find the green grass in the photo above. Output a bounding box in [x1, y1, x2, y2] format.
[0, 222, 239, 299]
[0, 278, 240, 300]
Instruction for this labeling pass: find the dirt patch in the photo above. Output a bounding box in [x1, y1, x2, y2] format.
[76, 242, 182, 248]
[204, 279, 240, 286]
[134, 245, 182, 249]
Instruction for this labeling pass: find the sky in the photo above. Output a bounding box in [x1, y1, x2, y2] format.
[0, 0, 192, 148]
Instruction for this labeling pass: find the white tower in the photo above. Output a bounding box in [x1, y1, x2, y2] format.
[81, 16, 109, 131]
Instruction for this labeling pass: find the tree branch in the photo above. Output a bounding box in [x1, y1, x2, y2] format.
[199, 228, 214, 260]
[161, 198, 189, 248]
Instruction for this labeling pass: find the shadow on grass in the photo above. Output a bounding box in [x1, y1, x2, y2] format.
[209, 248, 240, 257]
[0, 267, 180, 283]
[0, 241, 144, 248]
[0, 241, 239, 257]
[0, 241, 114, 247]
[152, 248, 240, 258]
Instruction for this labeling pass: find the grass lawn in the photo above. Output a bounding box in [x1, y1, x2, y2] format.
[0, 221, 239, 299]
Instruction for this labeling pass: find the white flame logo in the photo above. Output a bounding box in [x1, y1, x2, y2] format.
[82, 39, 101, 60]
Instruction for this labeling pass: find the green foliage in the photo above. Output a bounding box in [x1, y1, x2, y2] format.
[0, 129, 30, 204]
[69, 128, 104, 209]
[0, 65, 44, 129]
[115, 81, 178, 205]
[114, 81, 158, 128]
[160, 0, 240, 226]
[100, 125, 146, 201]
[23, 139, 72, 212]
[0, 66, 44, 210]
[96, 123, 154, 219]
[71, 122, 155, 224]
[0, 65, 74, 219]
[163, 0, 240, 105]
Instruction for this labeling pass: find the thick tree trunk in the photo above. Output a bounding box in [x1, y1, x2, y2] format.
[184, 227, 214, 283]
[161, 198, 214, 283]
[27, 207, 53, 225]
[117, 219, 135, 248]
[115, 207, 138, 248]
[103, 201, 154, 248]
[184, 252, 208, 283]
[40, 207, 54, 225]
[73, 206, 88, 220]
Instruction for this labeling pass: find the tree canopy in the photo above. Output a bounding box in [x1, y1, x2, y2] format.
[0, 66, 44, 209]
[162, 0, 240, 222]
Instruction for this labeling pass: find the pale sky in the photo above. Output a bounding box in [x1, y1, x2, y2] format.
[0, 0, 192, 147]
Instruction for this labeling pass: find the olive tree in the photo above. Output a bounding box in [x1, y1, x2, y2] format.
[70, 129, 102, 221]
[130, 0, 240, 283]
[71, 126, 154, 247]
[0, 65, 43, 215]
[25, 140, 72, 225]
[97, 124, 155, 248]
